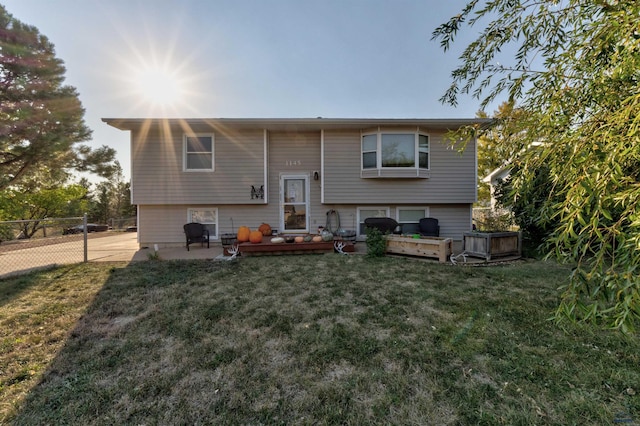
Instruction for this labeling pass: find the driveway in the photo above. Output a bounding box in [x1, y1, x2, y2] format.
[0, 232, 225, 279]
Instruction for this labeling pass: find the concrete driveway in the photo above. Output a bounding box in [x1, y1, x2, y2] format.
[0, 232, 225, 279]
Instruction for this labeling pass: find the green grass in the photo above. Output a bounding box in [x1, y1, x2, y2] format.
[1, 256, 638, 425]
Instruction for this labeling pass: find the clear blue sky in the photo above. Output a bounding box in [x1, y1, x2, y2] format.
[3, 0, 496, 180]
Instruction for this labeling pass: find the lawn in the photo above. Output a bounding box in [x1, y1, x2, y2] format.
[1, 255, 638, 424]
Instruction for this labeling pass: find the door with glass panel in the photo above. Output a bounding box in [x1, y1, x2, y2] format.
[280, 175, 309, 233]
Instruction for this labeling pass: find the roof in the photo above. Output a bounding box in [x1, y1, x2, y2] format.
[101, 117, 493, 132]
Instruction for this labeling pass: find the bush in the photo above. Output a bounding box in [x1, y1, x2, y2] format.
[365, 226, 387, 258]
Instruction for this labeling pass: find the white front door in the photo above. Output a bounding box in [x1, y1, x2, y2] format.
[280, 174, 309, 233]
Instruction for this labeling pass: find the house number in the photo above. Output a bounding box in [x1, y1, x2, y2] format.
[286, 160, 301, 166]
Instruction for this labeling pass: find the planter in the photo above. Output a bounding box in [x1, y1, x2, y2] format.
[463, 231, 521, 261]
[385, 235, 453, 263]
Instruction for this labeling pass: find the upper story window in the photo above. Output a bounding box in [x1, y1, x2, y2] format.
[361, 132, 429, 178]
[184, 134, 214, 171]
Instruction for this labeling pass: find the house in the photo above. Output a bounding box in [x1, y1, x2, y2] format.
[102, 117, 488, 248]
[482, 164, 511, 209]
[482, 141, 544, 209]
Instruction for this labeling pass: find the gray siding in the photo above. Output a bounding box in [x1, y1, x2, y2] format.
[323, 130, 476, 204]
[268, 132, 324, 232]
[139, 203, 472, 247]
[131, 123, 265, 205]
[428, 204, 473, 241]
[139, 204, 277, 247]
[132, 124, 476, 247]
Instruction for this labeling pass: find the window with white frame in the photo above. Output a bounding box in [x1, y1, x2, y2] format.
[357, 207, 390, 236]
[396, 207, 430, 234]
[184, 135, 214, 171]
[187, 208, 217, 239]
[361, 131, 429, 177]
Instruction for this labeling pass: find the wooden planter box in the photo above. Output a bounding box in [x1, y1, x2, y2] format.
[238, 237, 354, 256]
[463, 231, 521, 261]
[385, 235, 453, 262]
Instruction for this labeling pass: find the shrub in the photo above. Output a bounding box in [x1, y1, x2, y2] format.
[365, 226, 386, 258]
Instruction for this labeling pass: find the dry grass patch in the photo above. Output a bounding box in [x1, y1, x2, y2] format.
[1, 255, 639, 424]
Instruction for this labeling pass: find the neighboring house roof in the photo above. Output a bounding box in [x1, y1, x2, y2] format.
[102, 117, 492, 132]
[481, 141, 543, 184]
[482, 164, 511, 184]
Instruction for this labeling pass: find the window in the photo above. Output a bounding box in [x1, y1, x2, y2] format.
[396, 207, 430, 234]
[361, 131, 429, 178]
[357, 207, 390, 236]
[184, 135, 214, 171]
[187, 208, 217, 239]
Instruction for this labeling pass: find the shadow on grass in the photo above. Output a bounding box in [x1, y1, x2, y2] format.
[6, 257, 640, 425]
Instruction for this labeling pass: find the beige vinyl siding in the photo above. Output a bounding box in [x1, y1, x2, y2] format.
[322, 130, 476, 204]
[139, 204, 277, 247]
[427, 204, 473, 241]
[131, 123, 265, 205]
[268, 132, 324, 231]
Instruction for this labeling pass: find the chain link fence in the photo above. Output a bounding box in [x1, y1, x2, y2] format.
[0, 215, 135, 279]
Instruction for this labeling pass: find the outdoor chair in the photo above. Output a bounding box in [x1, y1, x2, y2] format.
[183, 222, 210, 251]
[418, 217, 440, 237]
[364, 217, 402, 235]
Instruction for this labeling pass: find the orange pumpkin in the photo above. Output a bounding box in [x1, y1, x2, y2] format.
[249, 230, 264, 244]
[312, 235, 323, 242]
[237, 226, 251, 242]
[294, 236, 304, 243]
[258, 223, 272, 236]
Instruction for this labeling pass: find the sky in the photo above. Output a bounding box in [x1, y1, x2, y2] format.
[2, 0, 496, 181]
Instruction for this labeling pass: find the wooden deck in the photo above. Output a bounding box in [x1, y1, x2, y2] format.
[237, 237, 355, 256]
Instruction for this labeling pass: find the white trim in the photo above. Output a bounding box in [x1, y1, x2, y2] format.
[395, 206, 430, 234]
[183, 134, 215, 172]
[279, 174, 310, 233]
[320, 129, 325, 204]
[356, 206, 390, 239]
[360, 130, 430, 178]
[395, 206, 431, 222]
[187, 207, 219, 239]
[263, 129, 269, 204]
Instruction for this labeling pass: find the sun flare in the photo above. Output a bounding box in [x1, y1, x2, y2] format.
[132, 66, 184, 106]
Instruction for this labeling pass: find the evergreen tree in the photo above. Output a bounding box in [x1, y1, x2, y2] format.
[0, 5, 116, 190]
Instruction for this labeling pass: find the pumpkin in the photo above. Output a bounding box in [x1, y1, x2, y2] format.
[322, 232, 334, 242]
[237, 226, 251, 242]
[294, 236, 304, 243]
[258, 223, 272, 236]
[249, 230, 264, 243]
[312, 235, 323, 243]
[270, 237, 284, 244]
[303, 235, 313, 242]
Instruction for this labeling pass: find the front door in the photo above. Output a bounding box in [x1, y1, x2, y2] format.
[280, 175, 309, 233]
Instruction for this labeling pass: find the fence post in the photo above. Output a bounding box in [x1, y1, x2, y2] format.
[83, 213, 88, 263]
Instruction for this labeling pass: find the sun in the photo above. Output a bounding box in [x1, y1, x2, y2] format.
[132, 65, 185, 106]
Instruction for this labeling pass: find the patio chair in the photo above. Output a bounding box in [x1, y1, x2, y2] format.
[183, 222, 210, 251]
[418, 217, 440, 237]
[364, 217, 402, 235]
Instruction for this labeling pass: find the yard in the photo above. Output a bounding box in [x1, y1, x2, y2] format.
[1, 255, 638, 424]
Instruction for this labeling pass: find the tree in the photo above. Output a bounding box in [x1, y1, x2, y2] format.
[0, 183, 88, 238]
[476, 101, 527, 205]
[88, 161, 135, 225]
[433, 0, 640, 331]
[0, 5, 116, 191]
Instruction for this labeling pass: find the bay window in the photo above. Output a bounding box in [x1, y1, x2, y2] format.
[361, 131, 430, 178]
